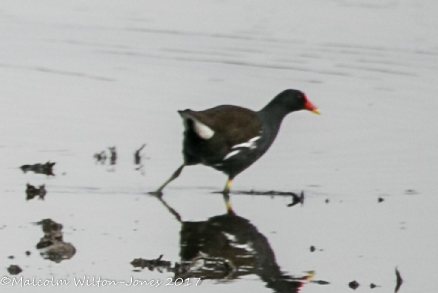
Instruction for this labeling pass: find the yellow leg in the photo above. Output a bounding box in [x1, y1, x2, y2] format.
[223, 178, 232, 194]
[222, 178, 233, 213]
[149, 164, 185, 197]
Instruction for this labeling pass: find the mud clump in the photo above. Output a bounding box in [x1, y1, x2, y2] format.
[94, 151, 107, 164]
[348, 280, 359, 290]
[20, 162, 56, 176]
[232, 190, 305, 207]
[134, 144, 146, 165]
[131, 255, 171, 272]
[35, 219, 76, 263]
[134, 144, 148, 174]
[26, 184, 47, 200]
[108, 147, 117, 165]
[7, 265, 22, 275]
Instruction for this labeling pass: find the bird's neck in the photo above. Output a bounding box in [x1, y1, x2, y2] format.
[258, 102, 289, 130]
[259, 100, 291, 122]
[256, 111, 283, 151]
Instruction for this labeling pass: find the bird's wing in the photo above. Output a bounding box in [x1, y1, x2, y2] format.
[179, 105, 262, 147]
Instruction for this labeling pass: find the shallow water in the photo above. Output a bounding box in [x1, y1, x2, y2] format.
[1, 0, 438, 292]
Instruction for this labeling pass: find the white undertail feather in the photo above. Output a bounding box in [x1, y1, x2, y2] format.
[180, 114, 215, 140]
[194, 120, 215, 139]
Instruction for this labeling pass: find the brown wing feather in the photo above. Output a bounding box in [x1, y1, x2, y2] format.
[184, 105, 262, 147]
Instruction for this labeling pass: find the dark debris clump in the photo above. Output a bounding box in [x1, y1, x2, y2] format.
[232, 190, 305, 207]
[349, 280, 360, 290]
[20, 162, 55, 176]
[35, 219, 76, 263]
[131, 255, 171, 272]
[26, 184, 47, 200]
[7, 265, 22, 275]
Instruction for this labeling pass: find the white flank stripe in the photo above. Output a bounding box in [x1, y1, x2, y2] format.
[232, 136, 261, 149]
[223, 150, 241, 160]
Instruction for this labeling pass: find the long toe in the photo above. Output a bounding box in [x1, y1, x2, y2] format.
[148, 191, 163, 197]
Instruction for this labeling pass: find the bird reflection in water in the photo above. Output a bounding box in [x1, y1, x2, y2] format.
[35, 219, 76, 263]
[150, 195, 315, 293]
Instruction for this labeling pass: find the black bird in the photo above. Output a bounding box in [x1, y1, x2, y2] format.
[151, 89, 319, 209]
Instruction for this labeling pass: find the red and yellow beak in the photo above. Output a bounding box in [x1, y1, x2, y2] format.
[304, 99, 320, 115]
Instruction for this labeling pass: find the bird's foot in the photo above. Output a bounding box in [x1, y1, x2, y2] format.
[148, 191, 163, 198]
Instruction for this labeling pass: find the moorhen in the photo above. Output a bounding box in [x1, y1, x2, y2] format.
[151, 89, 319, 209]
